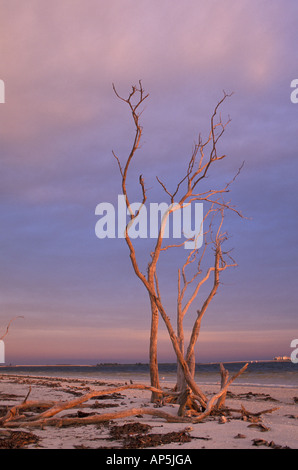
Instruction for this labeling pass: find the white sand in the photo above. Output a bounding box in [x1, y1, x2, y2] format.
[0, 373, 297, 449]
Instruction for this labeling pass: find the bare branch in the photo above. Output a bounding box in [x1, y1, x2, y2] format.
[0, 316, 24, 341]
[193, 362, 249, 423]
[112, 150, 123, 177]
[156, 176, 174, 200]
[111, 82, 151, 291]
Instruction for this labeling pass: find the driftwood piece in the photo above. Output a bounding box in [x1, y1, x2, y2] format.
[0, 400, 56, 425]
[1, 362, 279, 431]
[1, 384, 184, 428]
[241, 404, 280, 419]
[177, 389, 191, 417]
[18, 384, 171, 422]
[0, 384, 170, 423]
[192, 363, 249, 423]
[3, 407, 191, 429]
[216, 363, 229, 409]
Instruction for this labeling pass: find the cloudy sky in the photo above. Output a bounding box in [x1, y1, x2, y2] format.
[0, 0, 297, 364]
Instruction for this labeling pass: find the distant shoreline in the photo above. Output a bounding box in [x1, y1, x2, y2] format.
[0, 359, 290, 367]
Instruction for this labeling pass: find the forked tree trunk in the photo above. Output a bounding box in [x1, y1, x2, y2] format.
[153, 295, 207, 408]
[176, 351, 196, 393]
[176, 362, 188, 393]
[176, 293, 187, 394]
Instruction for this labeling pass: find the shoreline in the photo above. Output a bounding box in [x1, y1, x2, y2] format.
[0, 373, 297, 449]
[0, 371, 297, 390]
[0, 359, 291, 367]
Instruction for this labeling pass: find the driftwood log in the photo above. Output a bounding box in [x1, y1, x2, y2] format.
[0, 363, 279, 430]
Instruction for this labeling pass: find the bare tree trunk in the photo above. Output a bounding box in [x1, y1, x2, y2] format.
[154, 295, 207, 408]
[149, 295, 161, 401]
[187, 350, 196, 379]
[176, 352, 196, 394]
[176, 274, 188, 394]
[176, 349, 188, 394]
[216, 363, 229, 409]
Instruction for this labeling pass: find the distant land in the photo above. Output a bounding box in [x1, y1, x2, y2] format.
[0, 358, 292, 368]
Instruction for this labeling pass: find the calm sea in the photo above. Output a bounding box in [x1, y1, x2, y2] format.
[0, 361, 297, 388]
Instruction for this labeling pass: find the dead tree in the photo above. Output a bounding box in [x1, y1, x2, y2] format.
[111, 82, 244, 406]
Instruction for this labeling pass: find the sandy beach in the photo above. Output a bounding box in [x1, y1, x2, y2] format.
[0, 373, 297, 450]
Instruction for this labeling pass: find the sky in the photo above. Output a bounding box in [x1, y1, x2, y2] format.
[0, 0, 297, 365]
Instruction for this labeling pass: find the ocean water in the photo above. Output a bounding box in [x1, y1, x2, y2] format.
[0, 361, 297, 388]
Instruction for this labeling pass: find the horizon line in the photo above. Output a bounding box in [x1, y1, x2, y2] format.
[0, 358, 287, 367]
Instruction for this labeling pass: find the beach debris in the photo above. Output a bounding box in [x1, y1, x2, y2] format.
[77, 410, 94, 418]
[90, 392, 125, 401]
[62, 388, 83, 397]
[122, 429, 192, 449]
[91, 401, 119, 409]
[0, 371, 280, 432]
[247, 423, 270, 432]
[242, 415, 259, 423]
[153, 402, 164, 408]
[252, 438, 271, 447]
[227, 391, 279, 403]
[244, 392, 279, 402]
[240, 404, 280, 422]
[106, 422, 194, 449]
[218, 415, 228, 424]
[184, 426, 193, 432]
[2, 360, 250, 428]
[293, 397, 298, 404]
[109, 422, 152, 439]
[192, 435, 212, 441]
[62, 410, 96, 419]
[0, 392, 24, 401]
[0, 430, 39, 449]
[234, 433, 246, 439]
[252, 438, 291, 449]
